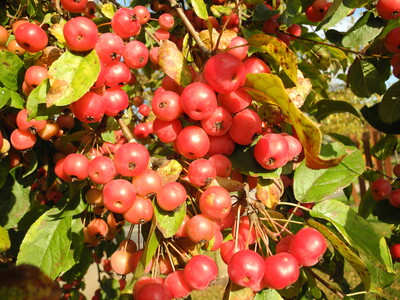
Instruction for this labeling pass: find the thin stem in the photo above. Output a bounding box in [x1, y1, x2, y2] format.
[144, 27, 161, 46]
[346, 291, 368, 297]
[366, 166, 395, 180]
[276, 202, 312, 211]
[305, 268, 345, 299]
[277, 29, 389, 59]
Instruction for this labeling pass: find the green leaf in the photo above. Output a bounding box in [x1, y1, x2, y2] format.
[370, 135, 398, 160]
[341, 11, 384, 48]
[0, 174, 31, 229]
[101, 130, 116, 144]
[255, 289, 283, 299]
[293, 145, 365, 202]
[16, 209, 73, 279]
[0, 51, 24, 91]
[307, 219, 371, 290]
[310, 200, 396, 291]
[191, 0, 209, 20]
[379, 81, 400, 124]
[101, 3, 116, 19]
[318, 0, 354, 30]
[358, 190, 374, 219]
[26, 79, 49, 119]
[154, 202, 186, 238]
[131, 219, 161, 282]
[0, 226, 10, 252]
[347, 58, 388, 98]
[0, 87, 10, 109]
[22, 151, 38, 179]
[60, 218, 84, 274]
[229, 145, 281, 179]
[361, 103, 400, 134]
[51, 188, 87, 218]
[252, 4, 279, 21]
[8, 90, 24, 109]
[314, 100, 361, 121]
[46, 50, 100, 107]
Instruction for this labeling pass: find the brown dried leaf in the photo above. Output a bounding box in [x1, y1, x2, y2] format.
[209, 177, 245, 192]
[35, 47, 62, 68]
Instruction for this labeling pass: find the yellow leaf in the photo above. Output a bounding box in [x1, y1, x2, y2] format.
[158, 40, 193, 87]
[256, 178, 283, 209]
[248, 33, 298, 85]
[49, 21, 66, 45]
[286, 71, 312, 108]
[199, 28, 237, 50]
[245, 73, 345, 169]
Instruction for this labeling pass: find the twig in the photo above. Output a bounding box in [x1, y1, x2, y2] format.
[168, 0, 210, 57]
[115, 115, 137, 143]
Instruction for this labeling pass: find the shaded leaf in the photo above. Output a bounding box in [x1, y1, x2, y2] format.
[293, 145, 364, 202]
[245, 73, 345, 169]
[358, 189, 374, 219]
[307, 219, 371, 290]
[315, 100, 361, 121]
[373, 199, 400, 225]
[46, 50, 100, 107]
[0, 264, 61, 300]
[0, 87, 10, 109]
[191, 0, 208, 20]
[361, 103, 400, 134]
[256, 177, 284, 209]
[0, 51, 24, 91]
[0, 226, 10, 252]
[17, 208, 73, 279]
[248, 34, 298, 84]
[154, 202, 186, 238]
[310, 200, 396, 292]
[0, 174, 31, 229]
[252, 4, 279, 21]
[229, 145, 281, 179]
[347, 57, 388, 98]
[370, 134, 398, 160]
[158, 40, 192, 87]
[379, 81, 400, 124]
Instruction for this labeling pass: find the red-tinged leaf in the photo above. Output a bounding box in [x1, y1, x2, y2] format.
[158, 40, 192, 87]
[245, 73, 345, 169]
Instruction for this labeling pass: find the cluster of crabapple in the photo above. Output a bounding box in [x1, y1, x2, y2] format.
[370, 164, 400, 208]
[261, 4, 302, 46]
[375, 0, 400, 78]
